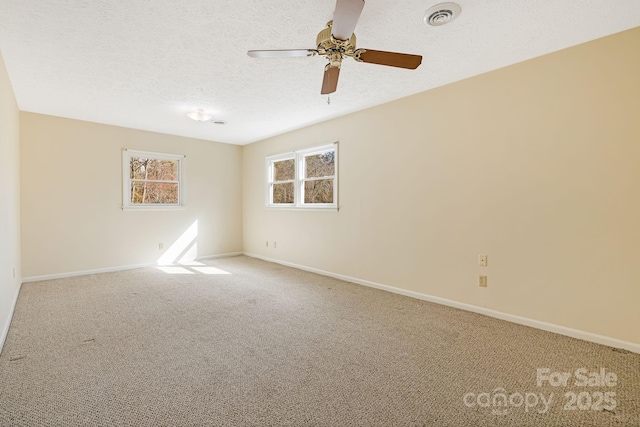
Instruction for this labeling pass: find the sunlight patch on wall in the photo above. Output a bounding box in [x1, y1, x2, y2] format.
[156, 220, 231, 275]
[157, 220, 199, 266]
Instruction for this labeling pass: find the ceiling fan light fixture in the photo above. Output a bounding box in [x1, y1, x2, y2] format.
[424, 2, 461, 26]
[186, 109, 213, 122]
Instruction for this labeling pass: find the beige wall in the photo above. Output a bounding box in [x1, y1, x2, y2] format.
[21, 114, 243, 278]
[0, 51, 21, 351]
[243, 28, 640, 344]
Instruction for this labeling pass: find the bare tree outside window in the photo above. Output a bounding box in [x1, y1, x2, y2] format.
[303, 151, 334, 204]
[266, 144, 337, 209]
[272, 158, 295, 204]
[123, 150, 184, 207]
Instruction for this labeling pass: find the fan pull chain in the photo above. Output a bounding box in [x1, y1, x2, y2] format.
[327, 96, 331, 105]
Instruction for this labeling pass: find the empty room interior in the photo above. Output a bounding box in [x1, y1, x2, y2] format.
[1, 1, 639, 426]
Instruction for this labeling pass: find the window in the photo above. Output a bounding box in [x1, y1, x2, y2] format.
[122, 149, 185, 208]
[266, 143, 338, 209]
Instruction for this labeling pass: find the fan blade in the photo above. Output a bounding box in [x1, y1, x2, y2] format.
[357, 49, 422, 69]
[247, 49, 316, 58]
[321, 66, 340, 95]
[331, 0, 365, 41]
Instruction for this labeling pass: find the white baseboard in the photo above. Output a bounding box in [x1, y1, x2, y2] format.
[196, 252, 243, 262]
[244, 252, 640, 354]
[21, 252, 243, 283]
[0, 281, 22, 356]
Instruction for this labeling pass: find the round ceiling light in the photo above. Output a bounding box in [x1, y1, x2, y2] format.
[186, 109, 213, 122]
[424, 2, 461, 26]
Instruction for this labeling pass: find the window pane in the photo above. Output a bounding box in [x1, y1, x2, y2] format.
[273, 159, 295, 182]
[305, 151, 335, 178]
[130, 157, 178, 181]
[131, 182, 179, 204]
[130, 157, 146, 180]
[304, 179, 333, 204]
[272, 182, 294, 204]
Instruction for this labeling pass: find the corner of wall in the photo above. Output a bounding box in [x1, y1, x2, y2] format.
[0, 50, 22, 355]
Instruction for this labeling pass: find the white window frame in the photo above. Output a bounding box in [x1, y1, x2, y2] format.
[265, 143, 338, 210]
[266, 152, 296, 207]
[122, 149, 186, 209]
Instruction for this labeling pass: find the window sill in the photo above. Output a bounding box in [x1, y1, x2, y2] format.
[266, 206, 339, 212]
[122, 206, 186, 211]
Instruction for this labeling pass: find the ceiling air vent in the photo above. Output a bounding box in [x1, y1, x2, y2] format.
[424, 3, 461, 26]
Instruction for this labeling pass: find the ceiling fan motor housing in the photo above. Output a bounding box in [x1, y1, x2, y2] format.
[316, 21, 358, 67]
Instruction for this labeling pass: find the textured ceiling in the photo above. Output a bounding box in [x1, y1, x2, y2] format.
[0, 1, 639, 145]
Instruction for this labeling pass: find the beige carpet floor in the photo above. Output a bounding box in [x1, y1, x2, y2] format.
[0, 255, 638, 426]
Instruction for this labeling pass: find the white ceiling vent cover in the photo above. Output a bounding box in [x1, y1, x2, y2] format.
[424, 3, 462, 26]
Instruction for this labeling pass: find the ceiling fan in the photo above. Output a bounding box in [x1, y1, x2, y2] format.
[247, 0, 422, 95]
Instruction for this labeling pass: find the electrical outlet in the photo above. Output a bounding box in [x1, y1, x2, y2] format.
[159, 242, 164, 250]
[12, 267, 16, 279]
[478, 254, 488, 267]
[266, 241, 269, 247]
[479, 275, 488, 287]
[273, 241, 277, 249]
